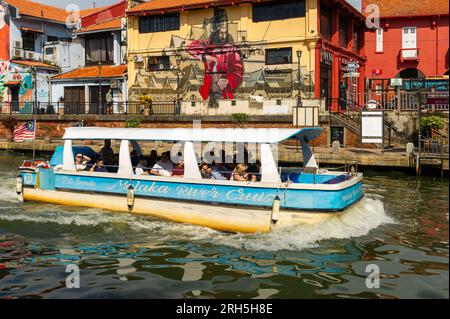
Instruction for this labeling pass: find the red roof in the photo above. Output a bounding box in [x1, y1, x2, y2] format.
[77, 17, 122, 34]
[52, 65, 127, 80]
[11, 59, 59, 70]
[363, 0, 449, 17]
[4, 0, 111, 24]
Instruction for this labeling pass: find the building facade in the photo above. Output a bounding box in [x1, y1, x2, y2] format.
[50, 1, 128, 115]
[364, 0, 449, 87]
[126, 0, 366, 116]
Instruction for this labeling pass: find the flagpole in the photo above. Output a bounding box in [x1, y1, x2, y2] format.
[32, 118, 36, 160]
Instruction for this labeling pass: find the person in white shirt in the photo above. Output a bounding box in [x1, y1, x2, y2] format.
[75, 153, 91, 171]
[135, 158, 149, 176]
[150, 152, 173, 177]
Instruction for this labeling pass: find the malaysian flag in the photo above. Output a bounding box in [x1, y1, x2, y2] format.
[13, 121, 36, 142]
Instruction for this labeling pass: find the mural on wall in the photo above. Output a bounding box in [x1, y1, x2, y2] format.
[187, 8, 243, 107]
[130, 7, 313, 109]
[0, 1, 9, 61]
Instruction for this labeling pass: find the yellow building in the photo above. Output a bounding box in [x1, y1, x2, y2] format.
[126, 0, 365, 115]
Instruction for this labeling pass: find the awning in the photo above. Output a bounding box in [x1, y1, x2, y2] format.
[21, 27, 45, 34]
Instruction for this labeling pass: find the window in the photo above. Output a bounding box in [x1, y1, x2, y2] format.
[139, 13, 180, 33]
[85, 33, 114, 65]
[376, 28, 383, 52]
[339, 16, 348, 48]
[353, 29, 360, 52]
[402, 27, 417, 49]
[320, 3, 332, 41]
[22, 32, 35, 51]
[147, 56, 170, 71]
[47, 35, 58, 42]
[253, 0, 305, 22]
[266, 48, 292, 65]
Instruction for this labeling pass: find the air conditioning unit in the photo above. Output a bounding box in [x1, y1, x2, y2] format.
[44, 46, 57, 65]
[13, 41, 22, 49]
[134, 54, 144, 63]
[25, 52, 35, 60]
[12, 49, 24, 59]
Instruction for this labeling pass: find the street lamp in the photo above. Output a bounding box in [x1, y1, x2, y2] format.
[98, 61, 103, 114]
[296, 50, 303, 107]
[175, 54, 182, 115]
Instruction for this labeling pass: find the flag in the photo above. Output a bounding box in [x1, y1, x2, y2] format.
[13, 121, 35, 142]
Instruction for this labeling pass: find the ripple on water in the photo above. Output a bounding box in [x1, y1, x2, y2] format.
[0, 197, 393, 252]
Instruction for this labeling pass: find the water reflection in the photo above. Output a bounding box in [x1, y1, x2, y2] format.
[0, 152, 448, 298]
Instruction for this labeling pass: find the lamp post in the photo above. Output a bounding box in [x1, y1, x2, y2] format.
[98, 61, 103, 114]
[175, 54, 182, 115]
[296, 50, 303, 108]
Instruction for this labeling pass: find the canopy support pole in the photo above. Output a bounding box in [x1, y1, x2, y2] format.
[118, 140, 133, 175]
[62, 140, 76, 171]
[260, 143, 281, 183]
[183, 141, 201, 179]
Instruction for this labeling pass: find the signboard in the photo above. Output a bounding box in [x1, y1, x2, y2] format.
[343, 72, 360, 78]
[361, 111, 384, 144]
[390, 78, 403, 86]
[425, 97, 449, 105]
[320, 49, 333, 65]
[372, 69, 383, 76]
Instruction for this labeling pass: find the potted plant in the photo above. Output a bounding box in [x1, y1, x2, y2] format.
[140, 95, 153, 116]
[230, 113, 250, 128]
[125, 118, 142, 128]
[58, 97, 65, 115]
[1, 116, 18, 142]
[40, 124, 54, 143]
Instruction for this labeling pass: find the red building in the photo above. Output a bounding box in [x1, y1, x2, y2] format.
[364, 0, 449, 83]
[316, 0, 367, 112]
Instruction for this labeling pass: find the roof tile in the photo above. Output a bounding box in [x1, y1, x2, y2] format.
[52, 65, 127, 80]
[364, 0, 449, 17]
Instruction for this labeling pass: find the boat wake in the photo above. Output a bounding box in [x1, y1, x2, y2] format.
[0, 194, 394, 251]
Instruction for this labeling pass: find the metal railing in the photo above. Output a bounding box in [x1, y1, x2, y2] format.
[1, 101, 178, 115]
[346, 91, 449, 112]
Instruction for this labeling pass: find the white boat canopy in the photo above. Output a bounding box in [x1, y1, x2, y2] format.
[63, 127, 323, 144]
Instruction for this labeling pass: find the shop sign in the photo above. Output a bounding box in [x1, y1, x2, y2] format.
[320, 50, 333, 65]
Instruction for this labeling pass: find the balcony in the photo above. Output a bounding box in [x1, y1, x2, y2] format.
[399, 48, 419, 62]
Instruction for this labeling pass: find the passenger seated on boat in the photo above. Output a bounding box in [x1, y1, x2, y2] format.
[135, 158, 149, 176]
[75, 153, 91, 171]
[130, 150, 140, 167]
[247, 160, 261, 182]
[99, 139, 115, 171]
[147, 150, 159, 168]
[90, 158, 107, 172]
[232, 164, 257, 182]
[172, 160, 184, 178]
[199, 162, 212, 179]
[211, 150, 227, 180]
[150, 151, 173, 177]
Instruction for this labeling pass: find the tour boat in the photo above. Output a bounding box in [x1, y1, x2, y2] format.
[16, 127, 364, 233]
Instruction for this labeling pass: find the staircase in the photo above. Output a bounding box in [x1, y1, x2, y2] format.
[330, 98, 402, 147]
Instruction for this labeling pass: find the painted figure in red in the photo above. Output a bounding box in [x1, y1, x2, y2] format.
[0, 1, 10, 61]
[188, 9, 243, 107]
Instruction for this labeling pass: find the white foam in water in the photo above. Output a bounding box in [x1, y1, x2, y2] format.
[0, 195, 394, 252]
[205, 197, 395, 251]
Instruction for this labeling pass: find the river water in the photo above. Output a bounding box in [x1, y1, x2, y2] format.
[0, 151, 448, 299]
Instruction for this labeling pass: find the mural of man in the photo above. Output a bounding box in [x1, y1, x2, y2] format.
[0, 1, 10, 61]
[188, 8, 243, 107]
